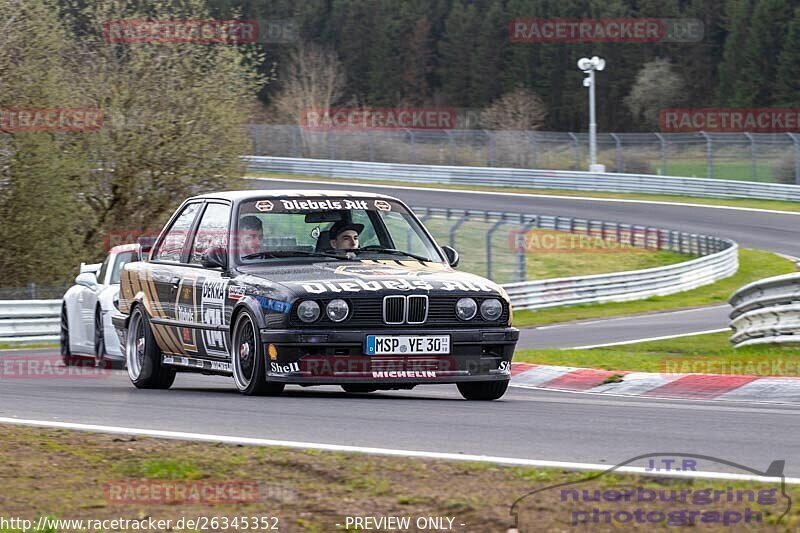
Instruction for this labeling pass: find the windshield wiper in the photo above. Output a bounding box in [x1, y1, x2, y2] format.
[354, 246, 433, 262]
[242, 250, 350, 261]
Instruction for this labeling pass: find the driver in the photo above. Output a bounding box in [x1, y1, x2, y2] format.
[328, 221, 364, 251]
[239, 215, 264, 256]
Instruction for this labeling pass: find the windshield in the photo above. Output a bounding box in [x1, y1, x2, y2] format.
[235, 197, 444, 264]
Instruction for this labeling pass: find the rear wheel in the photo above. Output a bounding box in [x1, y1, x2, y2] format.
[60, 305, 77, 366]
[457, 380, 509, 401]
[126, 306, 175, 389]
[231, 310, 284, 396]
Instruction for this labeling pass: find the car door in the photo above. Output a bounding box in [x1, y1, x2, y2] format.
[77, 255, 110, 352]
[183, 201, 232, 360]
[148, 202, 203, 355]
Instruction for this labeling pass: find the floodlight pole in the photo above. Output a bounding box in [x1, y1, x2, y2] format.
[578, 56, 606, 172]
[588, 68, 597, 170]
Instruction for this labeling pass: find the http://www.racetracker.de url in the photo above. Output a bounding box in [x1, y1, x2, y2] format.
[0, 515, 281, 531]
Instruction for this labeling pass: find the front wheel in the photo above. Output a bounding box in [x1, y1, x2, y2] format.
[60, 305, 77, 366]
[457, 380, 509, 401]
[231, 311, 284, 396]
[126, 306, 175, 389]
[94, 309, 107, 367]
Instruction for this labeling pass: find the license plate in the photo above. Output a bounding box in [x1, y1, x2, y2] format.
[365, 335, 450, 355]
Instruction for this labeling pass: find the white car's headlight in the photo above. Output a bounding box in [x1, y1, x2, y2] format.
[480, 298, 503, 321]
[297, 300, 320, 323]
[455, 298, 477, 321]
[326, 299, 349, 322]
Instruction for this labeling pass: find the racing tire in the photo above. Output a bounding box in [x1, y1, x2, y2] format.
[126, 306, 175, 389]
[231, 310, 284, 396]
[60, 304, 77, 366]
[341, 385, 378, 393]
[457, 379, 509, 401]
[94, 308, 107, 367]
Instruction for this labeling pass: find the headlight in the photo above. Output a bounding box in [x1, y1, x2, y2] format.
[297, 300, 320, 323]
[326, 299, 349, 322]
[480, 298, 503, 321]
[455, 297, 477, 320]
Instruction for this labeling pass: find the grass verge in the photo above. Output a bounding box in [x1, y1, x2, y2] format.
[511, 249, 796, 328]
[513, 331, 800, 378]
[248, 172, 800, 214]
[0, 425, 794, 531]
[0, 342, 58, 351]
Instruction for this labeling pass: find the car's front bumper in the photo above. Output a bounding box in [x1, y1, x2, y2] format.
[260, 327, 518, 385]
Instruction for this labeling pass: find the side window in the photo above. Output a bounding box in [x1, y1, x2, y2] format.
[190, 203, 231, 264]
[96, 256, 110, 285]
[153, 203, 202, 263]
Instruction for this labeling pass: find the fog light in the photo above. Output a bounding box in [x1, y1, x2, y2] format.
[268, 344, 278, 360]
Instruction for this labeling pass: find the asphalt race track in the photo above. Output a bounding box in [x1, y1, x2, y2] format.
[2, 180, 800, 476]
[2, 350, 800, 476]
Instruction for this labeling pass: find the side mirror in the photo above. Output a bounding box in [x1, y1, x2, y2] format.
[75, 272, 98, 290]
[441, 245, 459, 267]
[138, 235, 156, 259]
[201, 245, 228, 270]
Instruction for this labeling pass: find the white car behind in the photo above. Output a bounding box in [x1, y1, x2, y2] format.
[60, 244, 140, 366]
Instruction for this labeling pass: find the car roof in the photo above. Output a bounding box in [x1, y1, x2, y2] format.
[108, 243, 140, 255]
[188, 190, 403, 203]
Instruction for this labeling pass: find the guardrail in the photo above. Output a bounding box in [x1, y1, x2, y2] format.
[0, 208, 739, 344]
[245, 156, 800, 202]
[0, 300, 61, 345]
[729, 273, 800, 347]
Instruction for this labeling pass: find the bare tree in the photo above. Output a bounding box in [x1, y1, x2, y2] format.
[480, 88, 547, 131]
[272, 42, 346, 125]
[480, 88, 547, 168]
[625, 58, 687, 127]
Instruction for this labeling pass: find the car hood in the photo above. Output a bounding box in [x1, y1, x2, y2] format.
[235, 260, 506, 298]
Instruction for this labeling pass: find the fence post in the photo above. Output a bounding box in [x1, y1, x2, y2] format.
[528, 131, 538, 169]
[327, 130, 335, 160]
[486, 130, 495, 167]
[515, 221, 538, 282]
[568, 132, 580, 169]
[744, 132, 756, 181]
[449, 215, 469, 248]
[408, 129, 416, 164]
[700, 131, 713, 178]
[486, 219, 507, 281]
[446, 130, 455, 165]
[610, 133, 622, 172]
[789, 133, 800, 185]
[654, 132, 667, 175]
[368, 131, 375, 162]
[27, 283, 36, 299]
